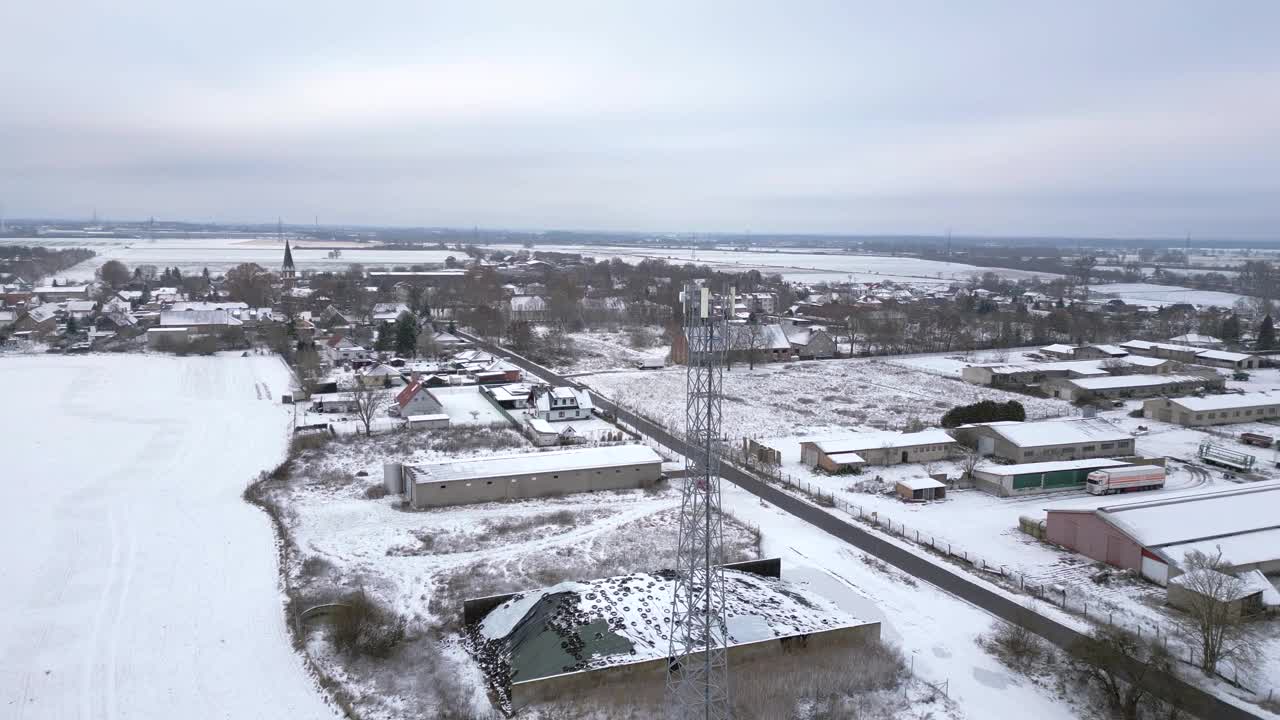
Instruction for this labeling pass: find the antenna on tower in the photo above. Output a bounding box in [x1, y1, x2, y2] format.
[667, 281, 732, 720]
[277, 216, 283, 242]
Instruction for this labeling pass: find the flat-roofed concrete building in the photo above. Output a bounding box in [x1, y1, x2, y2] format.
[392, 445, 663, 508]
[1044, 373, 1223, 403]
[799, 429, 956, 472]
[1143, 392, 1280, 426]
[951, 418, 1134, 463]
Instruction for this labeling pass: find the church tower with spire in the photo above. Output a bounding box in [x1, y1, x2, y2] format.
[281, 239, 296, 283]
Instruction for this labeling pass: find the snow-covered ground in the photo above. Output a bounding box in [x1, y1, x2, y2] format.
[887, 348, 1051, 378]
[0, 354, 334, 719]
[720, 483, 1083, 720]
[556, 328, 669, 375]
[0, 236, 456, 280]
[582, 358, 1070, 440]
[486, 243, 1060, 284]
[1088, 282, 1251, 308]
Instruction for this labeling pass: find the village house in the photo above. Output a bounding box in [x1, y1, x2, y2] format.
[11, 305, 59, 336]
[395, 378, 444, 416]
[158, 309, 243, 335]
[529, 386, 594, 422]
[782, 325, 837, 359]
[506, 295, 549, 322]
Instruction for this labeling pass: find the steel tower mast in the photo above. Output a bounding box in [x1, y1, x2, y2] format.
[667, 282, 732, 720]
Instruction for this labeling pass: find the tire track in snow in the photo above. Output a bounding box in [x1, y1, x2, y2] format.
[82, 509, 120, 720]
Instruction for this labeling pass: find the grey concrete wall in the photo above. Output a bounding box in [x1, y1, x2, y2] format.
[409, 460, 662, 508]
[509, 621, 881, 710]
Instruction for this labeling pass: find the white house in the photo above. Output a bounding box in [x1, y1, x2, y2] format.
[530, 386, 594, 422]
[396, 380, 444, 416]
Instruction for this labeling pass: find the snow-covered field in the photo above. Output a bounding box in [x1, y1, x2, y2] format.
[1088, 282, 1251, 308]
[582, 358, 1069, 440]
[487, 243, 1060, 284]
[556, 328, 669, 375]
[0, 354, 334, 719]
[0, 237, 457, 279]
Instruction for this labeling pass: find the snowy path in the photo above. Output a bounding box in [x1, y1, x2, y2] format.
[0, 354, 335, 720]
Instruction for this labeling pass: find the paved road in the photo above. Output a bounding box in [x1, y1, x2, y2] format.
[460, 330, 1265, 720]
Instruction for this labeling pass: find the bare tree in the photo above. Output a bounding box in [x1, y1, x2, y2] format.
[351, 382, 390, 436]
[1071, 626, 1181, 720]
[956, 445, 984, 480]
[294, 347, 324, 399]
[745, 321, 767, 370]
[1174, 550, 1263, 676]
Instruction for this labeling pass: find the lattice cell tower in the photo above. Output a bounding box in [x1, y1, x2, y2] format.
[667, 283, 733, 720]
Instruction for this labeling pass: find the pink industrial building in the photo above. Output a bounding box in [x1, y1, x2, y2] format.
[1045, 483, 1280, 586]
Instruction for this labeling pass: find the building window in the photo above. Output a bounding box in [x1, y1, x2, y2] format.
[1196, 414, 1203, 420]
[1082, 445, 1095, 452]
[1101, 443, 1113, 449]
[1023, 451, 1033, 458]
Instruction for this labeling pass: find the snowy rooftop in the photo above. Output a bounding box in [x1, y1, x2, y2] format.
[408, 445, 662, 485]
[897, 477, 946, 491]
[1091, 344, 1128, 356]
[1166, 392, 1280, 412]
[981, 418, 1131, 447]
[1040, 344, 1075, 354]
[1194, 349, 1252, 362]
[1168, 568, 1258, 600]
[810, 429, 955, 454]
[1053, 482, 1280, 551]
[1066, 373, 1212, 391]
[975, 458, 1129, 476]
[472, 564, 869, 687]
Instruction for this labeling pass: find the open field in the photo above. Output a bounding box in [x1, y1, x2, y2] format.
[0, 354, 335, 720]
[1088, 282, 1252, 308]
[581, 358, 1069, 440]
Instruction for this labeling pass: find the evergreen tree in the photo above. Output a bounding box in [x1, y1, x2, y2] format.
[1258, 315, 1276, 350]
[1220, 314, 1241, 343]
[374, 321, 394, 352]
[65, 316, 78, 334]
[393, 312, 418, 357]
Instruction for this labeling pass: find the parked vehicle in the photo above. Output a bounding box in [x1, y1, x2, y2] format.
[1240, 432, 1273, 448]
[635, 358, 665, 370]
[1086, 466, 1166, 495]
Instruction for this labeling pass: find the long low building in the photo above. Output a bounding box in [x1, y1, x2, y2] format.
[1143, 392, 1280, 426]
[1044, 373, 1223, 403]
[1045, 483, 1280, 585]
[952, 418, 1135, 463]
[800, 429, 956, 472]
[466, 559, 880, 710]
[390, 445, 663, 508]
[972, 458, 1132, 497]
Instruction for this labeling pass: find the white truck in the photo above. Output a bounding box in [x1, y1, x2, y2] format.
[636, 358, 666, 370]
[1085, 465, 1165, 495]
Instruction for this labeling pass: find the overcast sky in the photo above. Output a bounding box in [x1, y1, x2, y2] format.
[2, 1, 1278, 238]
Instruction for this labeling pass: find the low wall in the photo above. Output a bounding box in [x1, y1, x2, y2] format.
[509, 621, 881, 710]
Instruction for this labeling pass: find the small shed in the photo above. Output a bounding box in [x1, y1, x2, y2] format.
[896, 477, 946, 502]
[407, 414, 450, 430]
[1167, 569, 1264, 620]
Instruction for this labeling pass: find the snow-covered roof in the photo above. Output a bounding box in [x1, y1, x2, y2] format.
[1194, 349, 1252, 363]
[810, 429, 955, 455]
[1091, 344, 1128, 356]
[1065, 373, 1213, 391]
[897, 477, 946, 491]
[508, 295, 547, 312]
[158, 310, 242, 327]
[1054, 482, 1280, 553]
[1169, 333, 1222, 345]
[474, 564, 869, 687]
[975, 458, 1129, 477]
[408, 445, 662, 485]
[1040, 344, 1075, 354]
[979, 418, 1131, 448]
[1168, 568, 1259, 600]
[170, 301, 248, 312]
[1120, 339, 1199, 354]
[406, 413, 449, 422]
[1165, 392, 1280, 412]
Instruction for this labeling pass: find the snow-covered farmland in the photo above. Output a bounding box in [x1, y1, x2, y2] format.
[1087, 282, 1251, 309]
[0, 354, 334, 719]
[582, 359, 1069, 439]
[556, 327, 669, 375]
[487, 243, 1060, 285]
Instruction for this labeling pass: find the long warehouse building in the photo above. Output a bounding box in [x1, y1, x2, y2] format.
[387, 445, 664, 508]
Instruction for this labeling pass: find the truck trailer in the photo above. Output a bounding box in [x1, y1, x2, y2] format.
[1085, 466, 1166, 495]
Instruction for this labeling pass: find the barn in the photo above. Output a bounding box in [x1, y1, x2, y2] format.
[1142, 392, 1280, 426]
[799, 429, 956, 472]
[951, 418, 1135, 463]
[1044, 483, 1280, 585]
[389, 445, 664, 508]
